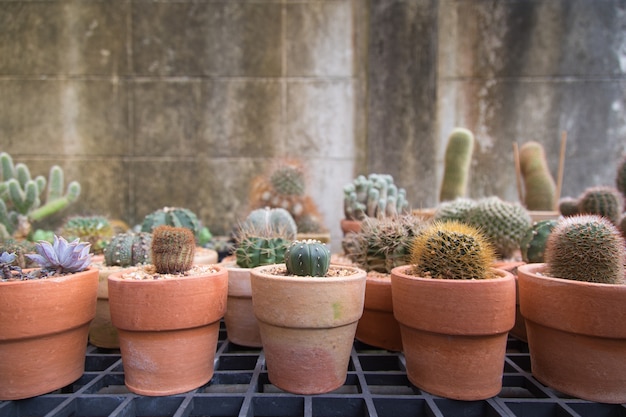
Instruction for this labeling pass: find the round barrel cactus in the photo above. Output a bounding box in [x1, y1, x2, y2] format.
[520, 219, 557, 263]
[141, 207, 203, 242]
[104, 232, 152, 267]
[235, 236, 290, 268]
[151, 225, 196, 274]
[241, 207, 297, 240]
[285, 239, 331, 277]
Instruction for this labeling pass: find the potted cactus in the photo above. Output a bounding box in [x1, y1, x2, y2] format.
[390, 221, 516, 401]
[0, 236, 98, 400]
[250, 239, 366, 394]
[517, 214, 626, 403]
[107, 226, 228, 396]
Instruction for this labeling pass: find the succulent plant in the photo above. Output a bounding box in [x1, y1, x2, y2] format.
[26, 235, 92, 275]
[270, 165, 306, 196]
[60, 215, 115, 255]
[285, 239, 331, 277]
[141, 206, 210, 245]
[235, 235, 291, 268]
[545, 215, 625, 284]
[240, 207, 297, 240]
[409, 221, 496, 280]
[520, 219, 557, 263]
[519, 141, 557, 211]
[0, 238, 37, 269]
[0, 251, 20, 280]
[104, 231, 152, 267]
[577, 186, 624, 225]
[558, 197, 579, 217]
[151, 226, 196, 274]
[343, 174, 409, 220]
[439, 128, 474, 202]
[433, 198, 477, 223]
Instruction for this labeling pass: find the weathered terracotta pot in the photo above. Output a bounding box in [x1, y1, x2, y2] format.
[355, 272, 403, 351]
[193, 247, 218, 265]
[251, 264, 366, 394]
[518, 263, 626, 403]
[108, 265, 228, 396]
[492, 260, 527, 342]
[223, 262, 262, 348]
[340, 219, 361, 236]
[0, 267, 99, 400]
[391, 266, 516, 401]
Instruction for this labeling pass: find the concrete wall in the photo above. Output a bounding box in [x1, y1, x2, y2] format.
[1, 0, 625, 252]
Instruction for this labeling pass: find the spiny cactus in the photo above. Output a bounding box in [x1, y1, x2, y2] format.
[433, 197, 477, 223]
[409, 221, 496, 280]
[141, 206, 210, 245]
[60, 215, 115, 255]
[520, 219, 557, 263]
[464, 197, 532, 259]
[577, 186, 624, 225]
[104, 232, 152, 267]
[558, 197, 579, 217]
[545, 215, 625, 284]
[615, 155, 626, 198]
[0, 152, 81, 240]
[343, 174, 409, 220]
[519, 141, 557, 211]
[270, 165, 306, 196]
[439, 128, 474, 202]
[241, 207, 297, 240]
[26, 235, 92, 275]
[285, 239, 331, 277]
[151, 226, 195, 274]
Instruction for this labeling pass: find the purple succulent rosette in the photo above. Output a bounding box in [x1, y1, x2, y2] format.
[26, 235, 92, 274]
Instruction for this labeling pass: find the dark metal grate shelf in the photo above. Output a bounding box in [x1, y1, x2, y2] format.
[1, 324, 625, 417]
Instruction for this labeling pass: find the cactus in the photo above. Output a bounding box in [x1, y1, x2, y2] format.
[439, 128, 474, 202]
[26, 235, 92, 275]
[343, 174, 409, 220]
[545, 215, 625, 284]
[464, 196, 532, 259]
[285, 239, 331, 277]
[270, 165, 306, 196]
[141, 206, 207, 244]
[558, 197, 579, 217]
[60, 215, 115, 255]
[0, 152, 81, 239]
[235, 235, 290, 268]
[519, 141, 557, 211]
[520, 219, 557, 263]
[409, 221, 496, 280]
[619, 213, 626, 240]
[577, 186, 624, 225]
[615, 155, 626, 198]
[240, 207, 297, 240]
[151, 226, 195, 274]
[104, 232, 152, 267]
[433, 197, 477, 223]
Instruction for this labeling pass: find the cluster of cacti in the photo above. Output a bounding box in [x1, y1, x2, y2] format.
[576, 186, 623, 225]
[433, 198, 477, 223]
[60, 215, 114, 255]
[545, 215, 625, 284]
[343, 174, 409, 220]
[439, 128, 474, 202]
[0, 152, 81, 240]
[25, 235, 92, 276]
[104, 231, 152, 267]
[235, 207, 297, 268]
[151, 225, 196, 274]
[519, 141, 557, 211]
[284, 239, 331, 277]
[520, 219, 557, 263]
[409, 221, 496, 280]
[141, 206, 211, 246]
[343, 214, 426, 274]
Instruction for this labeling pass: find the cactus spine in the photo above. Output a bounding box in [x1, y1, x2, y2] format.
[545, 215, 625, 284]
[520, 219, 557, 263]
[433, 197, 477, 223]
[439, 128, 474, 202]
[519, 141, 557, 210]
[577, 186, 624, 225]
[151, 226, 196, 274]
[285, 239, 331, 277]
[410, 221, 496, 280]
[104, 232, 152, 267]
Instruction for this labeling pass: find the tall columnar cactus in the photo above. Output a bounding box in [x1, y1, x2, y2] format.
[151, 226, 195, 274]
[545, 215, 625, 284]
[343, 174, 409, 220]
[433, 197, 477, 223]
[285, 239, 331, 277]
[0, 152, 81, 239]
[615, 155, 626, 198]
[558, 197, 579, 217]
[576, 186, 624, 225]
[439, 128, 474, 202]
[409, 221, 496, 280]
[519, 141, 557, 211]
[141, 206, 208, 244]
[61, 215, 115, 255]
[520, 219, 557, 263]
[464, 196, 532, 259]
[104, 232, 152, 267]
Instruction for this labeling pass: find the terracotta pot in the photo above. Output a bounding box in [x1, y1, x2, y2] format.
[340, 219, 361, 236]
[355, 272, 403, 351]
[296, 232, 331, 244]
[194, 247, 218, 265]
[391, 266, 515, 401]
[0, 267, 99, 400]
[492, 260, 527, 342]
[223, 262, 262, 347]
[251, 264, 366, 394]
[108, 265, 228, 396]
[518, 263, 626, 403]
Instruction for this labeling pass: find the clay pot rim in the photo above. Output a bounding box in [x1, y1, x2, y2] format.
[107, 264, 226, 284]
[252, 264, 366, 283]
[0, 266, 97, 287]
[518, 263, 626, 288]
[391, 264, 513, 284]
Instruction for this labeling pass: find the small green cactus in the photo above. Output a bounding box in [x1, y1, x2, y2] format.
[519, 141, 557, 211]
[409, 221, 496, 280]
[141, 206, 209, 244]
[60, 215, 115, 255]
[439, 128, 474, 202]
[104, 232, 152, 267]
[270, 165, 306, 196]
[520, 219, 557, 263]
[151, 226, 196, 274]
[433, 197, 477, 223]
[343, 174, 409, 220]
[577, 186, 624, 225]
[558, 197, 579, 217]
[545, 215, 625, 284]
[285, 239, 331, 277]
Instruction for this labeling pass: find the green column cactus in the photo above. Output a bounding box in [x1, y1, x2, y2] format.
[104, 232, 152, 267]
[439, 128, 474, 202]
[577, 186, 624, 225]
[141, 206, 211, 245]
[519, 141, 557, 211]
[520, 219, 557, 263]
[545, 215, 625, 284]
[151, 226, 196, 274]
[285, 239, 331, 277]
[409, 221, 496, 280]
